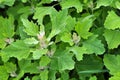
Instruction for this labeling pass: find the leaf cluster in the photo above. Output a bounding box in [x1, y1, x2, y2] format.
[0, 0, 120, 80]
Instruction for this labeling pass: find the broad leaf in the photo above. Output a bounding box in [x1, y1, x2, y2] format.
[104, 11, 120, 30]
[1, 40, 30, 61]
[83, 35, 105, 54]
[64, 16, 76, 32]
[76, 55, 104, 74]
[47, 9, 68, 41]
[75, 15, 93, 39]
[103, 29, 120, 49]
[50, 49, 75, 71]
[0, 15, 14, 38]
[76, 54, 104, 79]
[104, 54, 120, 74]
[33, 7, 56, 25]
[18, 59, 39, 74]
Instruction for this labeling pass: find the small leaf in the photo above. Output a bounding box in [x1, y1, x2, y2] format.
[61, 32, 74, 46]
[96, 0, 113, 8]
[61, 0, 83, 13]
[89, 76, 97, 80]
[40, 70, 49, 80]
[115, 1, 120, 9]
[24, 76, 30, 80]
[24, 37, 39, 45]
[21, 18, 39, 36]
[21, 0, 27, 3]
[70, 46, 87, 61]
[60, 71, 69, 80]
[39, 56, 51, 67]
[32, 49, 48, 60]
[0, 0, 15, 6]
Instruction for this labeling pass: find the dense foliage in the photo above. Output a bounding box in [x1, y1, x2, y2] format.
[0, 0, 120, 80]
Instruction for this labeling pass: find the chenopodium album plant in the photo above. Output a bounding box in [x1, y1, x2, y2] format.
[0, 0, 120, 80]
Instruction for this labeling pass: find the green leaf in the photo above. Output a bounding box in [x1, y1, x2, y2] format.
[61, 0, 83, 13]
[18, 59, 39, 74]
[40, 70, 49, 80]
[64, 16, 76, 32]
[115, 1, 120, 9]
[48, 70, 57, 80]
[76, 55, 104, 74]
[61, 32, 74, 46]
[32, 75, 40, 80]
[32, 49, 48, 60]
[104, 54, 120, 74]
[39, 56, 51, 67]
[75, 15, 93, 39]
[109, 72, 120, 80]
[83, 35, 105, 54]
[0, 15, 14, 38]
[24, 37, 39, 45]
[21, 0, 27, 3]
[96, 0, 113, 8]
[1, 40, 30, 61]
[69, 46, 87, 61]
[89, 76, 97, 80]
[4, 62, 16, 73]
[13, 71, 24, 80]
[0, 66, 9, 80]
[24, 76, 30, 80]
[104, 11, 120, 30]
[0, 39, 6, 49]
[21, 18, 39, 36]
[103, 29, 120, 49]
[50, 50, 75, 71]
[40, 0, 52, 3]
[33, 7, 56, 25]
[47, 9, 68, 41]
[76, 54, 104, 80]
[60, 71, 69, 80]
[0, 0, 15, 7]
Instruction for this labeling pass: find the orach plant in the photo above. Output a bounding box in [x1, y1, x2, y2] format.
[0, 0, 120, 80]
